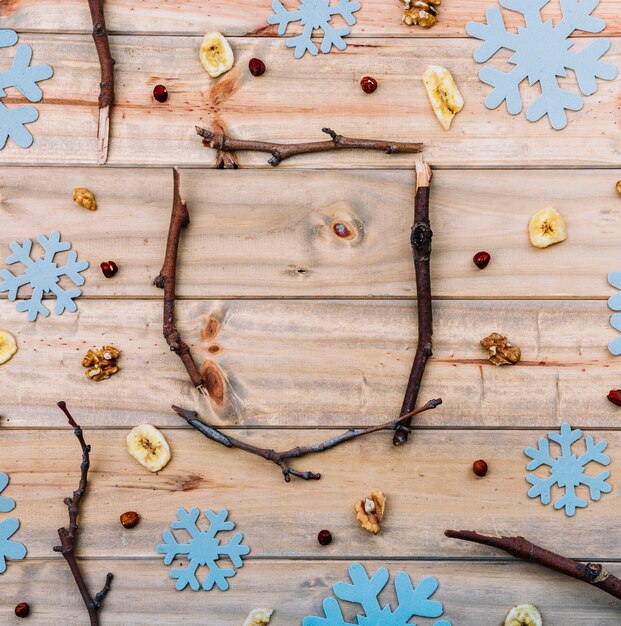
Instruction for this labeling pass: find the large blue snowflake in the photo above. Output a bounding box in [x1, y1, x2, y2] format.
[466, 0, 618, 130]
[268, 0, 361, 58]
[525, 423, 612, 516]
[303, 563, 452, 626]
[0, 518, 26, 574]
[156, 508, 250, 591]
[0, 231, 89, 322]
[0, 29, 53, 148]
[0, 473, 15, 514]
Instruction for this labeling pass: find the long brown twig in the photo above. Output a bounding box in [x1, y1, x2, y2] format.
[87, 0, 115, 164]
[196, 126, 423, 167]
[445, 530, 621, 601]
[54, 401, 113, 626]
[154, 169, 206, 394]
[173, 398, 441, 481]
[393, 158, 433, 446]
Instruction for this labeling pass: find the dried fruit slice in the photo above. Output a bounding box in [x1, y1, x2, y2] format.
[422, 65, 464, 130]
[126, 424, 171, 472]
[0, 330, 17, 365]
[528, 207, 567, 248]
[243, 608, 274, 626]
[504, 603, 543, 626]
[200, 32, 234, 78]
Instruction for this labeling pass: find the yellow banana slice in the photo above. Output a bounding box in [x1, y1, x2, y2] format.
[0, 330, 17, 365]
[200, 32, 234, 78]
[126, 424, 171, 472]
[243, 608, 274, 626]
[422, 65, 464, 130]
[504, 604, 543, 626]
[528, 207, 567, 248]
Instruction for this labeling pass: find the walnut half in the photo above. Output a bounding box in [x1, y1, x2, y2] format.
[480, 333, 521, 366]
[82, 345, 121, 381]
[355, 490, 386, 534]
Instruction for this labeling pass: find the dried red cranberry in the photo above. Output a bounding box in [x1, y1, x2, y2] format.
[607, 389, 621, 406]
[360, 76, 378, 94]
[15, 603, 30, 618]
[472, 459, 488, 477]
[153, 84, 168, 103]
[472, 251, 491, 269]
[317, 529, 333, 546]
[249, 58, 266, 77]
[100, 261, 119, 278]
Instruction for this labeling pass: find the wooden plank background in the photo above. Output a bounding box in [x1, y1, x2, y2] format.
[0, 1, 620, 624]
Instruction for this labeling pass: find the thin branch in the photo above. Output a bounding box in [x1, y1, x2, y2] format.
[154, 169, 206, 394]
[445, 530, 621, 602]
[173, 398, 442, 482]
[393, 158, 434, 446]
[54, 401, 113, 626]
[196, 126, 423, 167]
[87, 0, 115, 164]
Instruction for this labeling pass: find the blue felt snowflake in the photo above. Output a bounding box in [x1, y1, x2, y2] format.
[606, 270, 621, 355]
[0, 518, 26, 574]
[303, 563, 452, 626]
[0, 29, 53, 148]
[466, 0, 618, 130]
[0, 231, 89, 322]
[0, 473, 15, 514]
[156, 508, 250, 591]
[268, 0, 361, 58]
[525, 423, 612, 516]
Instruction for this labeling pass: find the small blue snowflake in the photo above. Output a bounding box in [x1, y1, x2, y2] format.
[0, 29, 53, 148]
[466, 0, 618, 130]
[156, 508, 250, 591]
[268, 0, 361, 58]
[525, 423, 612, 516]
[0, 231, 89, 321]
[0, 473, 15, 514]
[606, 270, 621, 355]
[303, 563, 452, 626]
[0, 518, 26, 574]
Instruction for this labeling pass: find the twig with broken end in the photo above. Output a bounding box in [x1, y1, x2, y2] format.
[54, 401, 113, 626]
[196, 126, 423, 167]
[173, 398, 441, 482]
[154, 169, 206, 394]
[87, 0, 115, 164]
[393, 157, 434, 446]
[445, 529, 621, 602]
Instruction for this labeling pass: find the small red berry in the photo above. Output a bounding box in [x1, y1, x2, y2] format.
[473, 251, 491, 270]
[607, 389, 621, 406]
[249, 58, 266, 77]
[100, 261, 119, 278]
[472, 459, 488, 477]
[317, 529, 332, 546]
[15, 603, 30, 618]
[360, 76, 378, 94]
[153, 84, 168, 103]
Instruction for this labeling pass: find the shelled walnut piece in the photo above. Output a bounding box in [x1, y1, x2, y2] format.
[480, 333, 521, 366]
[82, 345, 120, 381]
[73, 188, 97, 211]
[402, 0, 441, 28]
[355, 490, 386, 534]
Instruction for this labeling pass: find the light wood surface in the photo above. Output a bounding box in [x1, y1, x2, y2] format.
[1, 1, 620, 623]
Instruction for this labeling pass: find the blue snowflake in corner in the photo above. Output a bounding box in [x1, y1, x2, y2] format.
[0, 231, 89, 322]
[303, 563, 452, 626]
[156, 508, 250, 591]
[466, 0, 618, 130]
[0, 29, 53, 148]
[0, 518, 27, 574]
[525, 423, 612, 516]
[0, 473, 15, 513]
[268, 0, 361, 58]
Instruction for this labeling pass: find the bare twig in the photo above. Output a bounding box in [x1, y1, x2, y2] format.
[445, 530, 621, 601]
[154, 169, 206, 394]
[173, 398, 441, 481]
[393, 158, 434, 446]
[87, 0, 115, 164]
[54, 401, 113, 626]
[195, 126, 423, 167]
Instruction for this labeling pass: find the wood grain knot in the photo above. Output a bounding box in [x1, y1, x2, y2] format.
[202, 360, 225, 406]
[201, 317, 220, 342]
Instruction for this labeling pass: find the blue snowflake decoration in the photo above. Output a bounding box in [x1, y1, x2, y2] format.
[0, 518, 26, 574]
[465, 0, 618, 130]
[606, 271, 621, 355]
[0, 29, 53, 148]
[268, 0, 361, 58]
[0, 231, 89, 322]
[0, 473, 15, 514]
[156, 508, 250, 591]
[525, 422, 612, 517]
[303, 563, 452, 626]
